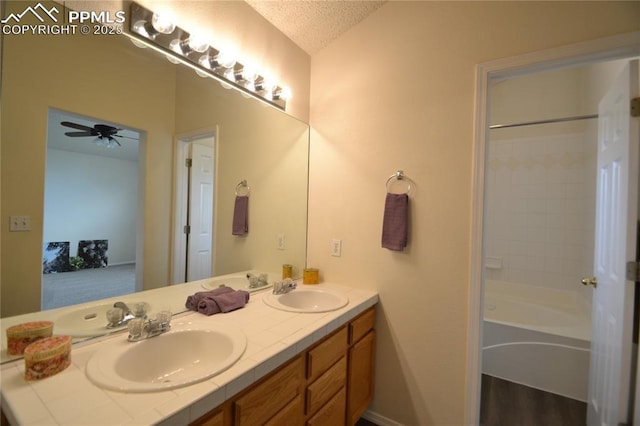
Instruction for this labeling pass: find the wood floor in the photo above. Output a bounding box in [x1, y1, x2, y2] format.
[480, 375, 586, 426]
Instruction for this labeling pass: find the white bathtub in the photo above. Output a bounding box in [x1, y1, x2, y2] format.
[482, 280, 592, 401]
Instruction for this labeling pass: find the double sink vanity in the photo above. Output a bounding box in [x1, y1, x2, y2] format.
[0, 274, 378, 425]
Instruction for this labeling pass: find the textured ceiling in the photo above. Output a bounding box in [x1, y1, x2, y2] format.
[245, 1, 386, 55]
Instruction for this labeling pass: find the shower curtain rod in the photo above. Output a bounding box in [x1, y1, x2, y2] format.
[489, 114, 598, 130]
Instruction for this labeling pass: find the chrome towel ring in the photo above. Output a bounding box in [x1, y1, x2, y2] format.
[385, 170, 412, 194]
[235, 180, 250, 196]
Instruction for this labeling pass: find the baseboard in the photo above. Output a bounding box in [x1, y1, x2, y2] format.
[361, 409, 404, 426]
[107, 261, 136, 267]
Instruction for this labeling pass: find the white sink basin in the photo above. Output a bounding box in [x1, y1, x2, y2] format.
[86, 326, 246, 392]
[54, 303, 120, 337]
[263, 288, 348, 313]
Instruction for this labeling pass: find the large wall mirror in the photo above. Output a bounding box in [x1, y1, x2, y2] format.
[1, 1, 309, 335]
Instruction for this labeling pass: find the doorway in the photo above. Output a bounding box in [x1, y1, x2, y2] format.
[172, 133, 216, 284]
[467, 32, 640, 425]
[42, 108, 141, 309]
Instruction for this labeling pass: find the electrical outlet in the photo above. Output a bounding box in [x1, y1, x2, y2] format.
[10, 215, 31, 232]
[331, 239, 342, 257]
[277, 233, 285, 250]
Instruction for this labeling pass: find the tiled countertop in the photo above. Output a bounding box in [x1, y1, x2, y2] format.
[1, 282, 378, 425]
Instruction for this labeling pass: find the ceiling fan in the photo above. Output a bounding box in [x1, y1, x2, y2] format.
[60, 121, 137, 148]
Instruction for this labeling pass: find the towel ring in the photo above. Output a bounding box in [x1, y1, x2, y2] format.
[385, 170, 412, 194]
[235, 180, 250, 196]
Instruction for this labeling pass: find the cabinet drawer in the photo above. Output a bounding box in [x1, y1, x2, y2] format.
[349, 308, 375, 344]
[306, 386, 346, 426]
[307, 327, 347, 382]
[234, 356, 304, 425]
[306, 356, 347, 415]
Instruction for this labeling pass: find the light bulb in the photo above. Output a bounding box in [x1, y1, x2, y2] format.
[132, 20, 155, 39]
[239, 66, 257, 83]
[273, 86, 292, 101]
[169, 39, 185, 55]
[151, 13, 175, 34]
[223, 68, 236, 81]
[198, 55, 213, 69]
[215, 51, 236, 69]
[187, 35, 209, 53]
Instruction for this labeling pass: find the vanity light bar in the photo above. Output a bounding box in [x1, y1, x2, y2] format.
[128, 2, 289, 110]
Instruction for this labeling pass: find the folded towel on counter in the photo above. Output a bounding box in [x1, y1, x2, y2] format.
[381, 193, 409, 251]
[232, 195, 249, 235]
[185, 286, 235, 311]
[198, 290, 250, 315]
[186, 287, 250, 316]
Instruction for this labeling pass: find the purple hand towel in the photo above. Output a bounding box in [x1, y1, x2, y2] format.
[381, 193, 409, 251]
[185, 286, 235, 311]
[232, 196, 249, 235]
[197, 290, 250, 316]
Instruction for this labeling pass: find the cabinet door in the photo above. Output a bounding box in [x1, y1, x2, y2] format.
[307, 387, 346, 426]
[306, 356, 347, 415]
[265, 395, 304, 426]
[347, 331, 375, 426]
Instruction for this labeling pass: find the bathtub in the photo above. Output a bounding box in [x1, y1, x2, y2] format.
[482, 280, 591, 401]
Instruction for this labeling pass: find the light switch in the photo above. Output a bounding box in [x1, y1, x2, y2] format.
[10, 215, 31, 232]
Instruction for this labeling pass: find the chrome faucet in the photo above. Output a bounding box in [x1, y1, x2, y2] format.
[106, 301, 149, 329]
[272, 278, 297, 295]
[127, 311, 172, 342]
[247, 273, 269, 289]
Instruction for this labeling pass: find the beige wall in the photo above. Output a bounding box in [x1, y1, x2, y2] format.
[308, 2, 640, 424]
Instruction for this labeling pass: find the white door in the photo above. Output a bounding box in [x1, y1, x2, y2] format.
[187, 143, 215, 281]
[588, 60, 639, 426]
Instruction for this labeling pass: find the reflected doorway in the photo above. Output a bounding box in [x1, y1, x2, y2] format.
[172, 134, 216, 284]
[42, 108, 141, 309]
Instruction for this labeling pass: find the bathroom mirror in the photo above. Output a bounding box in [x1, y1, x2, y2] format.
[1, 1, 309, 339]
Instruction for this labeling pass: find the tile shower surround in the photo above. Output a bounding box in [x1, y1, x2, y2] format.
[1, 283, 378, 425]
[484, 132, 596, 294]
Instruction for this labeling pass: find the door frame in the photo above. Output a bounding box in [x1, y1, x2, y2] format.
[171, 128, 218, 285]
[466, 31, 640, 425]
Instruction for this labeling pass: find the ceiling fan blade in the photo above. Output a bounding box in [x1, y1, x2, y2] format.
[60, 121, 95, 132]
[111, 134, 139, 140]
[65, 131, 95, 137]
[94, 124, 121, 133]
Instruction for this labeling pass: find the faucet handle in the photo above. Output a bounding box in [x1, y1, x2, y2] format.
[127, 318, 145, 340]
[133, 302, 150, 318]
[106, 307, 124, 325]
[156, 310, 172, 325]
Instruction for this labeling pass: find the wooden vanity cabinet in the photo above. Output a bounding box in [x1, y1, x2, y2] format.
[191, 307, 376, 426]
